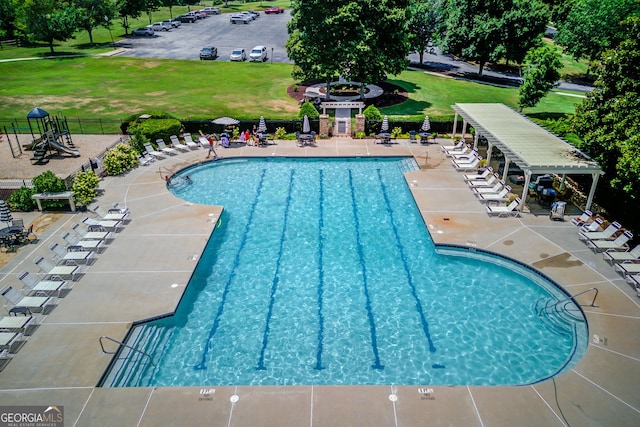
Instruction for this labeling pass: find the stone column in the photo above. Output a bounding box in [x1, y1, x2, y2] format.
[319, 114, 329, 137]
[355, 114, 365, 136]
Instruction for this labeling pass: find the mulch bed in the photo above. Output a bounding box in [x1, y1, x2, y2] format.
[286, 80, 408, 108]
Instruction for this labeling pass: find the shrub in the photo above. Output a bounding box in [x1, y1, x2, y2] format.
[32, 170, 68, 209]
[299, 101, 319, 119]
[391, 127, 403, 138]
[355, 131, 366, 139]
[274, 127, 287, 140]
[103, 143, 140, 176]
[127, 118, 181, 146]
[363, 105, 382, 122]
[71, 171, 100, 207]
[7, 187, 35, 211]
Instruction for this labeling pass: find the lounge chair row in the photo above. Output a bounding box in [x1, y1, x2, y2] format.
[141, 134, 204, 163]
[0, 205, 131, 370]
[570, 210, 639, 297]
[442, 143, 520, 217]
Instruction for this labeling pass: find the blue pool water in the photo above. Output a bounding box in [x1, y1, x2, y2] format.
[102, 157, 587, 387]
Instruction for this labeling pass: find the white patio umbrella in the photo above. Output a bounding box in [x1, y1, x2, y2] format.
[0, 200, 13, 226]
[303, 115, 311, 133]
[257, 116, 267, 132]
[212, 117, 239, 126]
[421, 115, 431, 132]
[381, 115, 389, 133]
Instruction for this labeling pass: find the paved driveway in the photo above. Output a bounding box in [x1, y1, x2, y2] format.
[120, 12, 292, 63]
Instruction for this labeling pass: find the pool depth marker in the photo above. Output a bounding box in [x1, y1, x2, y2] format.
[315, 169, 326, 370]
[194, 169, 267, 371]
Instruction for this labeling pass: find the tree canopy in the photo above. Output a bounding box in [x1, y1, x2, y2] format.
[407, 0, 443, 66]
[573, 17, 640, 210]
[286, 0, 410, 91]
[20, 0, 80, 53]
[554, 0, 640, 64]
[518, 44, 562, 111]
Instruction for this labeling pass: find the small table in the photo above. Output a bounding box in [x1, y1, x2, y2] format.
[298, 134, 315, 146]
[32, 191, 76, 212]
[376, 133, 392, 144]
[418, 132, 432, 143]
[9, 307, 31, 317]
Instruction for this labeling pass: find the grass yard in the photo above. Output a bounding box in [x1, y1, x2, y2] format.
[0, 56, 582, 124]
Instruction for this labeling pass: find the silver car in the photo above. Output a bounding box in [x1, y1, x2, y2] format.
[230, 14, 252, 24]
[229, 48, 246, 61]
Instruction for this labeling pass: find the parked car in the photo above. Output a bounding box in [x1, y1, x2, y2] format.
[249, 45, 267, 62]
[152, 22, 171, 32]
[230, 14, 252, 24]
[163, 19, 181, 28]
[132, 26, 154, 36]
[194, 11, 208, 19]
[201, 7, 220, 15]
[199, 46, 218, 60]
[229, 48, 246, 61]
[177, 14, 197, 23]
[265, 6, 285, 14]
[247, 10, 260, 18]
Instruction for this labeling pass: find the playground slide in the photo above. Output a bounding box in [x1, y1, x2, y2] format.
[49, 138, 80, 157]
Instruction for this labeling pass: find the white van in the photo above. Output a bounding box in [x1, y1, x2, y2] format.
[249, 46, 267, 62]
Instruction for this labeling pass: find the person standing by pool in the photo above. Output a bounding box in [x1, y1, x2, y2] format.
[205, 135, 218, 159]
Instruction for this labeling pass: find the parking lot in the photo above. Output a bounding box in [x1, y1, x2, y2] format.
[120, 11, 292, 62]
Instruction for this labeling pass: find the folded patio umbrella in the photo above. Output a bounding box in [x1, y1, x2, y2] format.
[258, 116, 267, 132]
[303, 115, 311, 133]
[0, 200, 13, 226]
[421, 115, 431, 132]
[381, 115, 389, 132]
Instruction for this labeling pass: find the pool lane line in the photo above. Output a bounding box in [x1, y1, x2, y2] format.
[256, 169, 295, 370]
[315, 169, 325, 370]
[349, 169, 385, 370]
[194, 168, 267, 371]
[377, 168, 437, 353]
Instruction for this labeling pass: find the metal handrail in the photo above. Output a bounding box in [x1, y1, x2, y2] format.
[538, 287, 598, 316]
[99, 335, 154, 365]
[417, 150, 428, 166]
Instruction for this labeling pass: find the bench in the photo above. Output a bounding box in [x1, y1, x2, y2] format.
[32, 191, 76, 212]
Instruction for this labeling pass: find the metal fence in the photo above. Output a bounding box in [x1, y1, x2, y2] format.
[0, 117, 125, 136]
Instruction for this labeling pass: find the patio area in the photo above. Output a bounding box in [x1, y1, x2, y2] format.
[0, 136, 638, 426]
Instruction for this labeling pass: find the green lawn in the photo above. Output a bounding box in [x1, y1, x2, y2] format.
[0, 54, 582, 127]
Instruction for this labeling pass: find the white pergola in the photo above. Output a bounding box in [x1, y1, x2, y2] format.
[451, 103, 603, 211]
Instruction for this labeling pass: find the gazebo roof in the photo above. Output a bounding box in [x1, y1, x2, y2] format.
[451, 103, 603, 176]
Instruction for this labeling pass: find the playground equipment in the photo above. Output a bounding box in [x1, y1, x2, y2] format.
[23, 107, 79, 164]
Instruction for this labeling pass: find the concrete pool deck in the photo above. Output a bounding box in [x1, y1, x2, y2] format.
[0, 137, 638, 426]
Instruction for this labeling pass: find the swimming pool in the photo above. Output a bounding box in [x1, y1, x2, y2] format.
[101, 157, 587, 387]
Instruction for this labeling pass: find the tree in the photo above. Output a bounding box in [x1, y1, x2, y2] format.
[20, 0, 80, 53]
[441, 0, 548, 75]
[554, 0, 640, 65]
[518, 45, 562, 111]
[573, 17, 640, 209]
[407, 0, 443, 66]
[287, 0, 410, 98]
[116, 0, 145, 34]
[144, 0, 162, 24]
[74, 0, 117, 45]
[0, 0, 18, 39]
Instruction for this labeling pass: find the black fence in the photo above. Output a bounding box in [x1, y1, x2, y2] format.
[1, 117, 125, 136]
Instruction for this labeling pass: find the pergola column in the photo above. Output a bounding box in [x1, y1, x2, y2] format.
[452, 112, 458, 138]
[585, 173, 600, 211]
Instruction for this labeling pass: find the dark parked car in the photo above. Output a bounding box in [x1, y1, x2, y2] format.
[177, 14, 197, 23]
[199, 46, 218, 60]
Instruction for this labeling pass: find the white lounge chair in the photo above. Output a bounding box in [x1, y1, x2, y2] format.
[468, 173, 499, 188]
[72, 223, 111, 241]
[138, 153, 155, 166]
[603, 245, 640, 264]
[570, 210, 594, 226]
[586, 230, 632, 252]
[579, 217, 603, 233]
[478, 186, 512, 203]
[181, 134, 199, 149]
[0, 331, 24, 353]
[486, 198, 521, 217]
[33, 256, 80, 281]
[450, 149, 477, 161]
[50, 243, 93, 264]
[463, 166, 493, 182]
[18, 270, 68, 297]
[578, 221, 621, 241]
[62, 231, 103, 251]
[1, 286, 55, 313]
[440, 140, 465, 154]
[82, 216, 121, 232]
[615, 262, 640, 276]
[143, 143, 166, 160]
[452, 155, 481, 171]
[473, 180, 504, 195]
[156, 139, 178, 155]
[92, 205, 128, 221]
[625, 274, 640, 297]
[168, 135, 190, 152]
[0, 315, 36, 333]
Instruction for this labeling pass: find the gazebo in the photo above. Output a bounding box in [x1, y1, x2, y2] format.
[451, 103, 603, 211]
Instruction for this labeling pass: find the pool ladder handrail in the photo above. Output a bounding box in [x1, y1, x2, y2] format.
[538, 287, 598, 317]
[99, 335, 155, 365]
